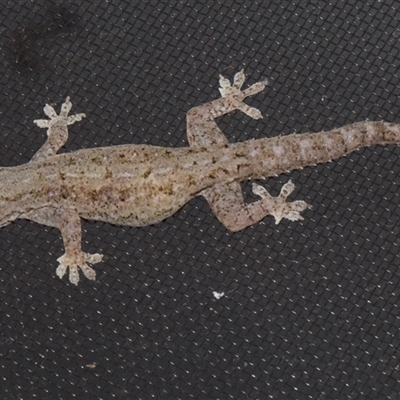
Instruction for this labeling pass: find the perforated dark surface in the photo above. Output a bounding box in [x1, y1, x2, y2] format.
[1, 1, 400, 399]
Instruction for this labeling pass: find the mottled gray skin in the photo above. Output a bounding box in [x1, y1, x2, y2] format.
[1, 71, 400, 284]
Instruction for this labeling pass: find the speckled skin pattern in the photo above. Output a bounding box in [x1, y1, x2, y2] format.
[1, 70, 400, 284]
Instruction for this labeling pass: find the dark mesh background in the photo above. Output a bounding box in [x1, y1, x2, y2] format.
[0, 1, 400, 399]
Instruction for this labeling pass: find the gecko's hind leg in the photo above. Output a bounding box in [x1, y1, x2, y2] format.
[31, 97, 86, 162]
[202, 180, 310, 232]
[20, 207, 103, 285]
[186, 69, 304, 231]
[187, 71, 309, 229]
[186, 70, 268, 147]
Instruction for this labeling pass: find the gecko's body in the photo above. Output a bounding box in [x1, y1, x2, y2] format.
[2, 70, 400, 284]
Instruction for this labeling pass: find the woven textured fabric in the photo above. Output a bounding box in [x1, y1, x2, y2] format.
[1, 1, 400, 398]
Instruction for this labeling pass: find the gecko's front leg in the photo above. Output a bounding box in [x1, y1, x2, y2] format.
[187, 69, 268, 142]
[21, 207, 103, 285]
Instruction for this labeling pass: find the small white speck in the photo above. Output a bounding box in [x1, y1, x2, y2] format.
[213, 291, 225, 299]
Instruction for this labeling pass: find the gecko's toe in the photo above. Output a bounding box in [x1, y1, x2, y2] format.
[68, 266, 80, 285]
[233, 69, 246, 89]
[79, 263, 96, 281]
[247, 108, 263, 120]
[243, 80, 269, 98]
[86, 253, 103, 264]
[55, 261, 68, 279]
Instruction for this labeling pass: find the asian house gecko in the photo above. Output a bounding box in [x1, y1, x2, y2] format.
[2, 70, 400, 285]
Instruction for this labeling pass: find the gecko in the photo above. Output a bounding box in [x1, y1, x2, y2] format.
[1, 70, 400, 285]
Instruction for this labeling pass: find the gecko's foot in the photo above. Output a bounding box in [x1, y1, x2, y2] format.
[252, 180, 310, 224]
[33, 96, 86, 129]
[56, 251, 103, 285]
[219, 70, 268, 119]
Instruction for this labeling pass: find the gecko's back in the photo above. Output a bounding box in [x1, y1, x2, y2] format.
[0, 142, 261, 228]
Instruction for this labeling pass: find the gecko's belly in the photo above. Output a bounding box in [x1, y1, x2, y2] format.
[78, 201, 188, 227]
[71, 182, 196, 227]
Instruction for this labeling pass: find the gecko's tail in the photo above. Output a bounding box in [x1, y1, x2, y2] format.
[340, 120, 400, 150]
[240, 120, 400, 180]
[286, 120, 400, 173]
